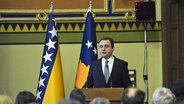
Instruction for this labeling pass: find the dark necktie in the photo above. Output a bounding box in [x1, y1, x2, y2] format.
[104, 60, 109, 83]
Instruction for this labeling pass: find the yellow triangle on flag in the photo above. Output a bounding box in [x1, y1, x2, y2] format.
[42, 48, 65, 104]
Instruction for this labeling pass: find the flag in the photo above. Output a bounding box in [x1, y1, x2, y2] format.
[75, 10, 98, 88]
[36, 2, 65, 104]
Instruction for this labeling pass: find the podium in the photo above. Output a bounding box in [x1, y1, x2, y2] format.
[81, 88, 124, 104]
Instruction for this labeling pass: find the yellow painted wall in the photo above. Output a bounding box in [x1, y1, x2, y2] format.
[0, 42, 162, 103]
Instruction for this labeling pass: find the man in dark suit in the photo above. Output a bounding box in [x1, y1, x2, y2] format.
[83, 37, 132, 88]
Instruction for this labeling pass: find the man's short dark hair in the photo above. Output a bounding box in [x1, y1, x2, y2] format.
[68, 88, 86, 104]
[15, 91, 38, 104]
[120, 87, 145, 104]
[99, 37, 114, 48]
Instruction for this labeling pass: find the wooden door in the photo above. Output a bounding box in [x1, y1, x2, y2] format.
[162, 0, 184, 88]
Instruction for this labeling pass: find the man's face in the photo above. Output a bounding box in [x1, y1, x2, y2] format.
[99, 40, 114, 59]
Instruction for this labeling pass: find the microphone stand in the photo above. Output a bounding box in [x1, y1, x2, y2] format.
[143, 21, 148, 104]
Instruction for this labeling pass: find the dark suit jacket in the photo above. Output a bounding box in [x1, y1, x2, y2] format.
[172, 96, 184, 104]
[83, 56, 132, 88]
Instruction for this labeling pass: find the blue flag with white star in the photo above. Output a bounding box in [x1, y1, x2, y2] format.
[36, 2, 65, 104]
[75, 10, 97, 88]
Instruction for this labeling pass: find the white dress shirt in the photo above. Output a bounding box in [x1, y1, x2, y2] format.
[102, 56, 114, 76]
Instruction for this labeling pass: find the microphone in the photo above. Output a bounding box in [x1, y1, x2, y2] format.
[110, 77, 113, 88]
[85, 82, 88, 89]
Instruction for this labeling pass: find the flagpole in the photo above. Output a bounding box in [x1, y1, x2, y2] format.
[89, 1, 92, 12]
[50, 1, 53, 13]
[143, 21, 149, 104]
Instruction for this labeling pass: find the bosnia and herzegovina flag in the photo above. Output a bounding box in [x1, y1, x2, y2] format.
[36, 2, 65, 104]
[75, 9, 98, 88]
